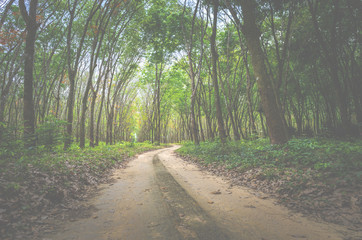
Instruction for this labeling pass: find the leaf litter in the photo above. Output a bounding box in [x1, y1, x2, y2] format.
[177, 153, 362, 237]
[0, 147, 158, 239]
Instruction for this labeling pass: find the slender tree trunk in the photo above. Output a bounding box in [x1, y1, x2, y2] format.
[154, 63, 162, 144]
[96, 69, 109, 146]
[182, 0, 205, 145]
[244, 56, 257, 136]
[197, 98, 205, 142]
[79, 76, 93, 148]
[210, 0, 227, 143]
[308, 0, 355, 136]
[64, 69, 75, 148]
[64, 0, 100, 149]
[90, 66, 106, 147]
[350, 56, 362, 125]
[0, 44, 21, 125]
[80, 26, 106, 148]
[89, 87, 97, 147]
[0, 0, 16, 30]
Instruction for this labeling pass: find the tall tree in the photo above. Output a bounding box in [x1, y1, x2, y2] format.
[225, 0, 289, 144]
[307, 0, 356, 136]
[210, 0, 227, 143]
[181, 0, 207, 145]
[64, 0, 100, 149]
[79, 0, 111, 148]
[19, 0, 38, 147]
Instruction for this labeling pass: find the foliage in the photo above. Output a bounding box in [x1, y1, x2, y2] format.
[0, 140, 163, 176]
[36, 116, 67, 151]
[0, 141, 163, 238]
[30, 142, 161, 174]
[178, 138, 362, 181]
[0, 123, 24, 161]
[178, 137, 362, 228]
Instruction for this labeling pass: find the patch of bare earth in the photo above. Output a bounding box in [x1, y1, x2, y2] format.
[176, 153, 362, 239]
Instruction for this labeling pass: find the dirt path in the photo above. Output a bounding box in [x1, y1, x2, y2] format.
[44, 146, 358, 240]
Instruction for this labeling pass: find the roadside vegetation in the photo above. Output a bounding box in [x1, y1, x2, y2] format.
[177, 138, 362, 229]
[0, 135, 163, 239]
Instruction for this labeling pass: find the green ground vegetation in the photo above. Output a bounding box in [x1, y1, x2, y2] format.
[178, 138, 362, 192]
[1, 141, 163, 193]
[0, 139, 164, 238]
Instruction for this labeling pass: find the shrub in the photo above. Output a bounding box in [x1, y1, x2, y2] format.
[36, 116, 66, 151]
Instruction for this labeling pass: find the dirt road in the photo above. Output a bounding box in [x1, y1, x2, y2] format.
[46, 146, 354, 240]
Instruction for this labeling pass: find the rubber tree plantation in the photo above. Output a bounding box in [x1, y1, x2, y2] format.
[0, 0, 361, 239]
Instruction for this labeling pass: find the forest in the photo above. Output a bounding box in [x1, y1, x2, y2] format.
[0, 0, 360, 148]
[0, 0, 361, 239]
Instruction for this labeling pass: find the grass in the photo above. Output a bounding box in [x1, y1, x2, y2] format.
[46, 142, 161, 176]
[177, 138, 362, 186]
[1, 141, 164, 182]
[0, 140, 165, 238]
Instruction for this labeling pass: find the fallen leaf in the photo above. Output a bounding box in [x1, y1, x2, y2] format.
[211, 190, 221, 195]
[244, 205, 256, 208]
[291, 234, 307, 238]
[147, 222, 160, 228]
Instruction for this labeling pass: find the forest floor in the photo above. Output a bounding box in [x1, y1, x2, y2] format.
[43, 146, 357, 240]
[177, 139, 362, 238]
[0, 142, 163, 239]
[1, 141, 361, 239]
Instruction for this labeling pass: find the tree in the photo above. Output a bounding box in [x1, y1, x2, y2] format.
[210, 0, 227, 143]
[1, 0, 360, 149]
[142, 0, 182, 144]
[307, 0, 358, 136]
[19, 0, 39, 147]
[225, 0, 289, 144]
[64, 0, 101, 149]
[180, 0, 208, 145]
[79, 0, 112, 148]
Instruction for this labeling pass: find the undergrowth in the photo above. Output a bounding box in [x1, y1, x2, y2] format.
[0, 141, 164, 238]
[0, 141, 163, 188]
[177, 138, 362, 186]
[177, 138, 362, 229]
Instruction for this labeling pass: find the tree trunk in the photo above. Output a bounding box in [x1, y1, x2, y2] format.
[210, 0, 227, 143]
[244, 55, 257, 136]
[197, 97, 205, 142]
[239, 0, 289, 144]
[19, 0, 38, 147]
[308, 0, 355, 136]
[79, 77, 93, 148]
[96, 68, 109, 146]
[64, 0, 100, 149]
[154, 63, 162, 144]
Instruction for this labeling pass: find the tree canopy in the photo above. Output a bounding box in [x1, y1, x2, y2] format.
[0, 0, 361, 150]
